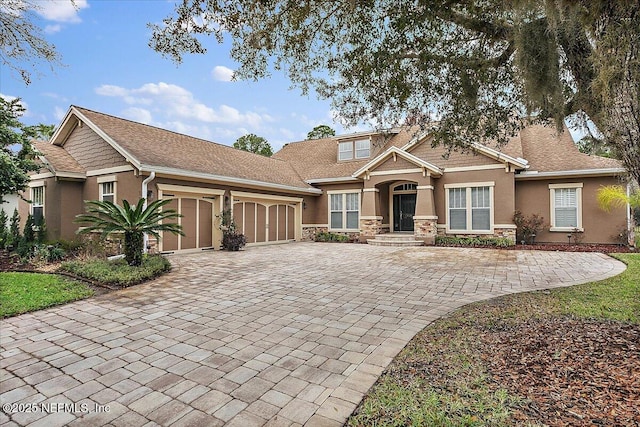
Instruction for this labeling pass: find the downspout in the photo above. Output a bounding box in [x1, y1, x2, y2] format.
[142, 171, 156, 253]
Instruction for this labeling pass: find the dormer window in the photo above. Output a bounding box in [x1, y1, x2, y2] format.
[338, 139, 370, 161]
[355, 140, 370, 158]
[338, 141, 353, 160]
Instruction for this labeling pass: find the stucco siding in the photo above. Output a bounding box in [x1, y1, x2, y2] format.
[311, 182, 365, 226]
[435, 169, 516, 227]
[63, 124, 128, 170]
[515, 176, 627, 244]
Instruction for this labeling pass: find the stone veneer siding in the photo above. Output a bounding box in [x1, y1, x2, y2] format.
[413, 218, 438, 245]
[302, 226, 328, 242]
[359, 218, 384, 243]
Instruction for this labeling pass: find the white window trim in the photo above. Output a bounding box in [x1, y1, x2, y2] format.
[338, 141, 354, 161]
[338, 139, 370, 161]
[327, 189, 362, 232]
[444, 182, 495, 234]
[549, 183, 583, 232]
[30, 186, 45, 219]
[99, 181, 117, 203]
[354, 139, 371, 159]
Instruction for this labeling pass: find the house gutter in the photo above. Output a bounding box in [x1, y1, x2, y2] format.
[142, 171, 156, 254]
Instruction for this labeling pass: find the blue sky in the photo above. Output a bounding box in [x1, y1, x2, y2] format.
[1, 0, 360, 151]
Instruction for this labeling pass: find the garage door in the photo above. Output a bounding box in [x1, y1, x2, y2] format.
[231, 191, 302, 245]
[158, 185, 224, 252]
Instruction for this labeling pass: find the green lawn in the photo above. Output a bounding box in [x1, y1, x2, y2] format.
[348, 253, 639, 426]
[0, 272, 94, 318]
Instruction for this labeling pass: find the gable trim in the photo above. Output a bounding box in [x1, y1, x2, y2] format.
[51, 106, 142, 170]
[369, 168, 423, 176]
[352, 146, 443, 179]
[444, 164, 506, 173]
[402, 132, 529, 170]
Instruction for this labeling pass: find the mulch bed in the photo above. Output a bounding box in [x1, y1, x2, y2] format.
[0, 250, 30, 271]
[435, 243, 635, 253]
[482, 318, 640, 426]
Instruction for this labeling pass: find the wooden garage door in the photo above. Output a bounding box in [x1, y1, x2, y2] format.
[161, 196, 215, 252]
[233, 201, 296, 244]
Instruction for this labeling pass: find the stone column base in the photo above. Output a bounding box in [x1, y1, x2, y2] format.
[414, 217, 438, 245]
[359, 217, 383, 243]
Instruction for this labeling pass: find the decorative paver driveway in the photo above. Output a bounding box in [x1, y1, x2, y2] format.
[0, 243, 625, 426]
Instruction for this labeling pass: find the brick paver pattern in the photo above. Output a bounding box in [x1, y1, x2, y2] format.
[0, 243, 626, 426]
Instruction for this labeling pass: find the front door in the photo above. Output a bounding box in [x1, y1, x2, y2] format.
[393, 194, 416, 232]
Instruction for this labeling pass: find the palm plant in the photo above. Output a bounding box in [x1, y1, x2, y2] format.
[597, 185, 640, 212]
[75, 198, 183, 266]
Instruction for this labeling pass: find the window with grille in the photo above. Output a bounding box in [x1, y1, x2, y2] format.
[329, 192, 360, 230]
[338, 139, 370, 160]
[549, 184, 582, 231]
[447, 184, 493, 232]
[101, 182, 115, 203]
[31, 186, 44, 225]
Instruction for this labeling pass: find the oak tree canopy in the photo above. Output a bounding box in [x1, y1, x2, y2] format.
[149, 1, 640, 183]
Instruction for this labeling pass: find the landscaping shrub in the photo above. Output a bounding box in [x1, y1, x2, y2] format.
[435, 235, 514, 247]
[513, 210, 545, 244]
[315, 231, 350, 242]
[60, 255, 171, 287]
[222, 231, 247, 251]
[217, 208, 247, 251]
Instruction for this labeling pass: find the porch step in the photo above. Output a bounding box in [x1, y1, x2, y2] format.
[367, 233, 425, 247]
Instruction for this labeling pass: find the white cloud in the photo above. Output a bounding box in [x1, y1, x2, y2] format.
[44, 24, 62, 34]
[35, 0, 89, 23]
[212, 66, 234, 82]
[94, 82, 270, 129]
[95, 84, 129, 97]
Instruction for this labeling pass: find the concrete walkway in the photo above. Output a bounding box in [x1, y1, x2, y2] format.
[0, 243, 626, 426]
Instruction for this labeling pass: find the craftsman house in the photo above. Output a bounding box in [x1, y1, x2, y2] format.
[21, 106, 630, 251]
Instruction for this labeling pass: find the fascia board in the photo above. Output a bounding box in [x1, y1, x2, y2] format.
[140, 164, 323, 195]
[516, 168, 627, 180]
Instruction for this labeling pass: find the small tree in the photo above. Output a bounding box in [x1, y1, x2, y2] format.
[17, 214, 35, 258]
[0, 98, 48, 201]
[306, 125, 336, 140]
[75, 198, 184, 266]
[233, 134, 273, 157]
[35, 216, 47, 243]
[9, 208, 21, 248]
[0, 209, 8, 249]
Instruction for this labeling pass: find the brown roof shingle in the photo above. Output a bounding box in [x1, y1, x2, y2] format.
[273, 128, 416, 180]
[73, 106, 313, 190]
[34, 141, 85, 174]
[518, 125, 622, 172]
